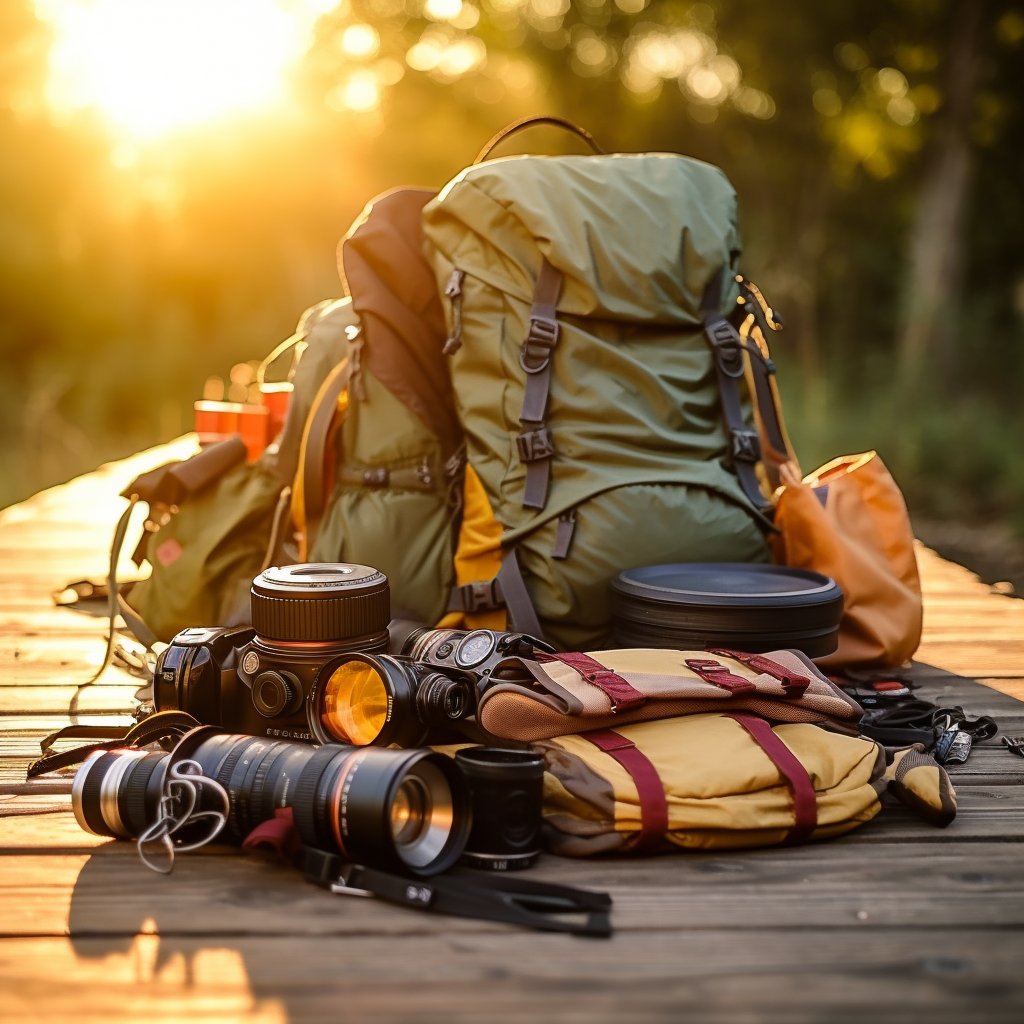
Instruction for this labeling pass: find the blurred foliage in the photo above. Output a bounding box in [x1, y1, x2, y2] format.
[1, 0, 1023, 534]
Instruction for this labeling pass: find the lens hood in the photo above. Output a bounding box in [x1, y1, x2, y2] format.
[250, 563, 390, 644]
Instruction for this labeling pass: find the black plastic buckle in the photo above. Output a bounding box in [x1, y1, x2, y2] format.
[459, 579, 504, 614]
[705, 319, 745, 378]
[516, 427, 555, 462]
[520, 317, 559, 373]
[730, 429, 761, 463]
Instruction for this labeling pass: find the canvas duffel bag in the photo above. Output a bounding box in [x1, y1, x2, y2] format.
[535, 715, 957, 855]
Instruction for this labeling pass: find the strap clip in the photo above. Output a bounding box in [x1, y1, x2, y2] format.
[705, 319, 745, 378]
[516, 427, 555, 463]
[520, 317, 559, 373]
[730, 429, 762, 463]
[459, 579, 504, 614]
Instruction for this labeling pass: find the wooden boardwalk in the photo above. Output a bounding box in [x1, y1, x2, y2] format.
[1, 440, 1023, 1023]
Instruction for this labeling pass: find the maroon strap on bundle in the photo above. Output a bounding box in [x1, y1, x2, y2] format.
[583, 729, 668, 853]
[707, 649, 811, 695]
[242, 807, 300, 859]
[539, 651, 647, 711]
[725, 714, 818, 844]
[685, 658, 757, 695]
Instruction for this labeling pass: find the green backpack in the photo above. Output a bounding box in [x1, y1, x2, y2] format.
[121, 120, 775, 651]
[422, 121, 771, 649]
[123, 189, 462, 641]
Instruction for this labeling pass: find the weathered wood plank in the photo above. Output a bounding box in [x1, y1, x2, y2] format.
[1, 929, 1022, 1024]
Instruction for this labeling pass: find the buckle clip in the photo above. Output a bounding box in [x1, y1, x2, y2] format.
[516, 427, 555, 463]
[706, 319, 745, 378]
[520, 317, 559, 373]
[730, 430, 761, 464]
[460, 579, 504, 614]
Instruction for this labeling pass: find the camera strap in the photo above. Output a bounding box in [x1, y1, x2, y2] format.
[301, 847, 612, 937]
[27, 710, 202, 778]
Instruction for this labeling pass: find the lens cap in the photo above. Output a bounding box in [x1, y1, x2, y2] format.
[611, 562, 843, 658]
[250, 563, 390, 643]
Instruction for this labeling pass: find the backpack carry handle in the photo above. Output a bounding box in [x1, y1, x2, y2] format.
[474, 116, 604, 163]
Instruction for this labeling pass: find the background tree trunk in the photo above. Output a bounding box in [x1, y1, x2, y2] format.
[898, 0, 986, 385]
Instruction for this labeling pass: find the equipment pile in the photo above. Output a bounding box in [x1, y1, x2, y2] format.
[34, 118, 995, 937]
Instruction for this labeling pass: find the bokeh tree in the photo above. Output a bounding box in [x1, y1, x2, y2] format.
[1, 0, 1023, 529]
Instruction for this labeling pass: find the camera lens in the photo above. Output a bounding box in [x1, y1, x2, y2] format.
[317, 658, 390, 745]
[313, 654, 474, 747]
[250, 563, 390, 646]
[73, 729, 472, 877]
[455, 747, 545, 870]
[72, 749, 168, 839]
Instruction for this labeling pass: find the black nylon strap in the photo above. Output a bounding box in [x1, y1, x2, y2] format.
[303, 848, 612, 936]
[27, 710, 202, 778]
[701, 270, 774, 517]
[496, 548, 545, 642]
[519, 259, 564, 510]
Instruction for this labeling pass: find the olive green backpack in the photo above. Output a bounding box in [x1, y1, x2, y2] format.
[122, 189, 462, 642]
[120, 119, 776, 651]
[424, 119, 771, 649]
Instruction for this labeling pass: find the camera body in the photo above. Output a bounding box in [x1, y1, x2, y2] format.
[153, 563, 550, 747]
[154, 624, 374, 742]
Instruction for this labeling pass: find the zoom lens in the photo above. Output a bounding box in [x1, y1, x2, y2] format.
[72, 749, 169, 839]
[72, 728, 471, 876]
[313, 654, 474, 747]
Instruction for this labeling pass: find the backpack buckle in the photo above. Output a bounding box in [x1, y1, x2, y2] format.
[459, 579, 504, 614]
[730, 429, 761, 463]
[705, 319, 745, 378]
[516, 427, 555, 462]
[520, 317, 559, 373]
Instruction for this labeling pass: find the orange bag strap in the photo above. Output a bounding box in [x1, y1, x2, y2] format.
[292, 359, 351, 559]
[734, 275, 800, 489]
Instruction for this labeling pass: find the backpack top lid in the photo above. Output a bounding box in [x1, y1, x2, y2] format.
[423, 152, 740, 323]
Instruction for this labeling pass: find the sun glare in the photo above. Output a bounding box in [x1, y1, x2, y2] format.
[36, 0, 329, 140]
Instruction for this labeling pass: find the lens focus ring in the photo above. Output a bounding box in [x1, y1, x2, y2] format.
[250, 564, 390, 643]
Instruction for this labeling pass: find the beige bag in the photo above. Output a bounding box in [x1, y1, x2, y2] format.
[477, 647, 862, 742]
[536, 715, 956, 855]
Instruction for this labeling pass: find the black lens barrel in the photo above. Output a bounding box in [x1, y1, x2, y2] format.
[72, 728, 471, 877]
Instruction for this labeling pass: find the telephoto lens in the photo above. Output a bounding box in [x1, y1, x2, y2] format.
[72, 727, 473, 877]
[310, 653, 475, 747]
[454, 747, 546, 871]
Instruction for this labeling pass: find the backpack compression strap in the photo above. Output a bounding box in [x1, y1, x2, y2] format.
[518, 258, 564, 511]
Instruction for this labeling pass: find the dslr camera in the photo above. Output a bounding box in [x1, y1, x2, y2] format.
[154, 563, 547, 746]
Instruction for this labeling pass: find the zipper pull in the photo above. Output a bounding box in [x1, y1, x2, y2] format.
[442, 269, 466, 355]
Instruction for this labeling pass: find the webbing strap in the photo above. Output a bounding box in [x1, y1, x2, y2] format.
[519, 259, 564, 510]
[294, 357, 352, 557]
[496, 548, 545, 642]
[735, 276, 795, 492]
[539, 652, 647, 712]
[684, 657, 757, 695]
[583, 729, 668, 853]
[706, 649, 810, 695]
[303, 848, 613, 937]
[27, 710, 202, 778]
[725, 713, 818, 844]
[701, 269, 774, 517]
